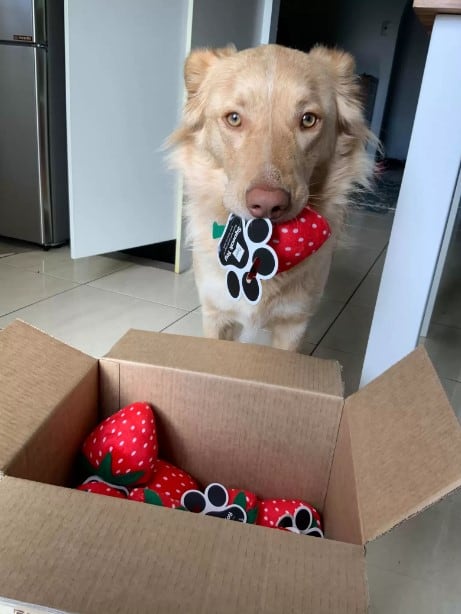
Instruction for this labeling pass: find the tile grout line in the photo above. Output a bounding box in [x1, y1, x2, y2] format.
[0, 284, 80, 320]
[159, 308, 200, 333]
[309, 243, 389, 356]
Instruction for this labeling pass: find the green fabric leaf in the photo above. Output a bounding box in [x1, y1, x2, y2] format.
[81, 452, 145, 487]
[246, 507, 258, 525]
[212, 221, 226, 239]
[233, 491, 247, 510]
[143, 489, 164, 506]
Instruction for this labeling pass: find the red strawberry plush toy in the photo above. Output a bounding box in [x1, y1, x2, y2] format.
[77, 478, 128, 499]
[128, 459, 198, 509]
[269, 206, 331, 273]
[257, 498, 323, 537]
[81, 401, 158, 487]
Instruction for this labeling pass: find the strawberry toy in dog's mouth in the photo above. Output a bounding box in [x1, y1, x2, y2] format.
[269, 206, 331, 273]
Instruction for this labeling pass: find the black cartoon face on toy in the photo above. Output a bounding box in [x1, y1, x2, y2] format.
[181, 483, 247, 522]
[218, 216, 278, 304]
[276, 505, 324, 537]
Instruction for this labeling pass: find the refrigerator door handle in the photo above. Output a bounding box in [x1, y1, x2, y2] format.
[34, 45, 53, 243]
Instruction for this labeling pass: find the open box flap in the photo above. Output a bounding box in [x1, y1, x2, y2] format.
[345, 346, 461, 544]
[0, 475, 368, 613]
[0, 320, 96, 473]
[105, 329, 344, 395]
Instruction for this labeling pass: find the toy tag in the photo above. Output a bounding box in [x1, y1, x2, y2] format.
[217, 215, 278, 304]
[181, 483, 247, 522]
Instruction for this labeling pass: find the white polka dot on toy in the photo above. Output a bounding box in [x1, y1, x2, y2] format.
[285, 247, 291, 252]
[281, 228, 288, 233]
[117, 458, 123, 464]
[298, 237, 304, 242]
[293, 228, 299, 234]
[308, 241, 314, 247]
[300, 218, 306, 223]
[138, 461, 144, 467]
[131, 451, 136, 457]
[295, 252, 301, 257]
[119, 440, 124, 446]
[312, 223, 317, 229]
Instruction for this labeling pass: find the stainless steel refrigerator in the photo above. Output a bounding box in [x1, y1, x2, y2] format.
[0, 0, 68, 247]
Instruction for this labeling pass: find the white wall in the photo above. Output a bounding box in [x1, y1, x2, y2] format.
[191, 0, 269, 49]
[381, 7, 429, 160]
[335, 0, 407, 140]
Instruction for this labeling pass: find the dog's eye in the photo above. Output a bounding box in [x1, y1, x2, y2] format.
[301, 112, 318, 129]
[226, 112, 242, 127]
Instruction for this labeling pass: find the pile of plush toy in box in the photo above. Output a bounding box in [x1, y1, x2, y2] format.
[76, 402, 323, 537]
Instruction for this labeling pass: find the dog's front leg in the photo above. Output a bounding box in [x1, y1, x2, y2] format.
[271, 316, 309, 352]
[202, 309, 236, 341]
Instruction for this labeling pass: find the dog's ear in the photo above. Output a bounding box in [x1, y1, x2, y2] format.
[184, 45, 237, 98]
[308, 46, 365, 136]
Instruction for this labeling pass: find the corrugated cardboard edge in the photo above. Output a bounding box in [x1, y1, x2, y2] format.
[346, 345, 461, 543]
[0, 476, 368, 614]
[1, 319, 93, 360]
[105, 329, 345, 396]
[0, 320, 97, 476]
[323, 410, 364, 546]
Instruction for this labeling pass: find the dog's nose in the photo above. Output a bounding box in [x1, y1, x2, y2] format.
[246, 187, 290, 220]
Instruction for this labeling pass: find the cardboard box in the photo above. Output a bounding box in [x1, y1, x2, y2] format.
[1, 319, 461, 613]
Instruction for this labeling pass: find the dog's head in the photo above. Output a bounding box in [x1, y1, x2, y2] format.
[170, 44, 372, 225]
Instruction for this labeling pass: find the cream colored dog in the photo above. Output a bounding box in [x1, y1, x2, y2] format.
[170, 44, 373, 350]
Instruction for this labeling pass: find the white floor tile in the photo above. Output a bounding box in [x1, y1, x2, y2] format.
[343, 223, 390, 251]
[347, 208, 395, 232]
[163, 310, 203, 337]
[319, 302, 374, 355]
[431, 275, 461, 329]
[90, 265, 200, 311]
[302, 298, 344, 344]
[367, 488, 461, 598]
[368, 564, 461, 614]
[0, 285, 186, 356]
[2, 245, 133, 283]
[441, 378, 461, 420]
[0, 262, 77, 316]
[324, 245, 382, 301]
[0, 237, 36, 256]
[424, 324, 461, 382]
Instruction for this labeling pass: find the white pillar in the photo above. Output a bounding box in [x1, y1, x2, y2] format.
[360, 14, 461, 386]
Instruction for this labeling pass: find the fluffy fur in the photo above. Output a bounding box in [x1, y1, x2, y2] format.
[169, 44, 374, 350]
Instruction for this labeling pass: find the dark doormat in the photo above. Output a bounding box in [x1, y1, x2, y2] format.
[123, 240, 176, 264]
